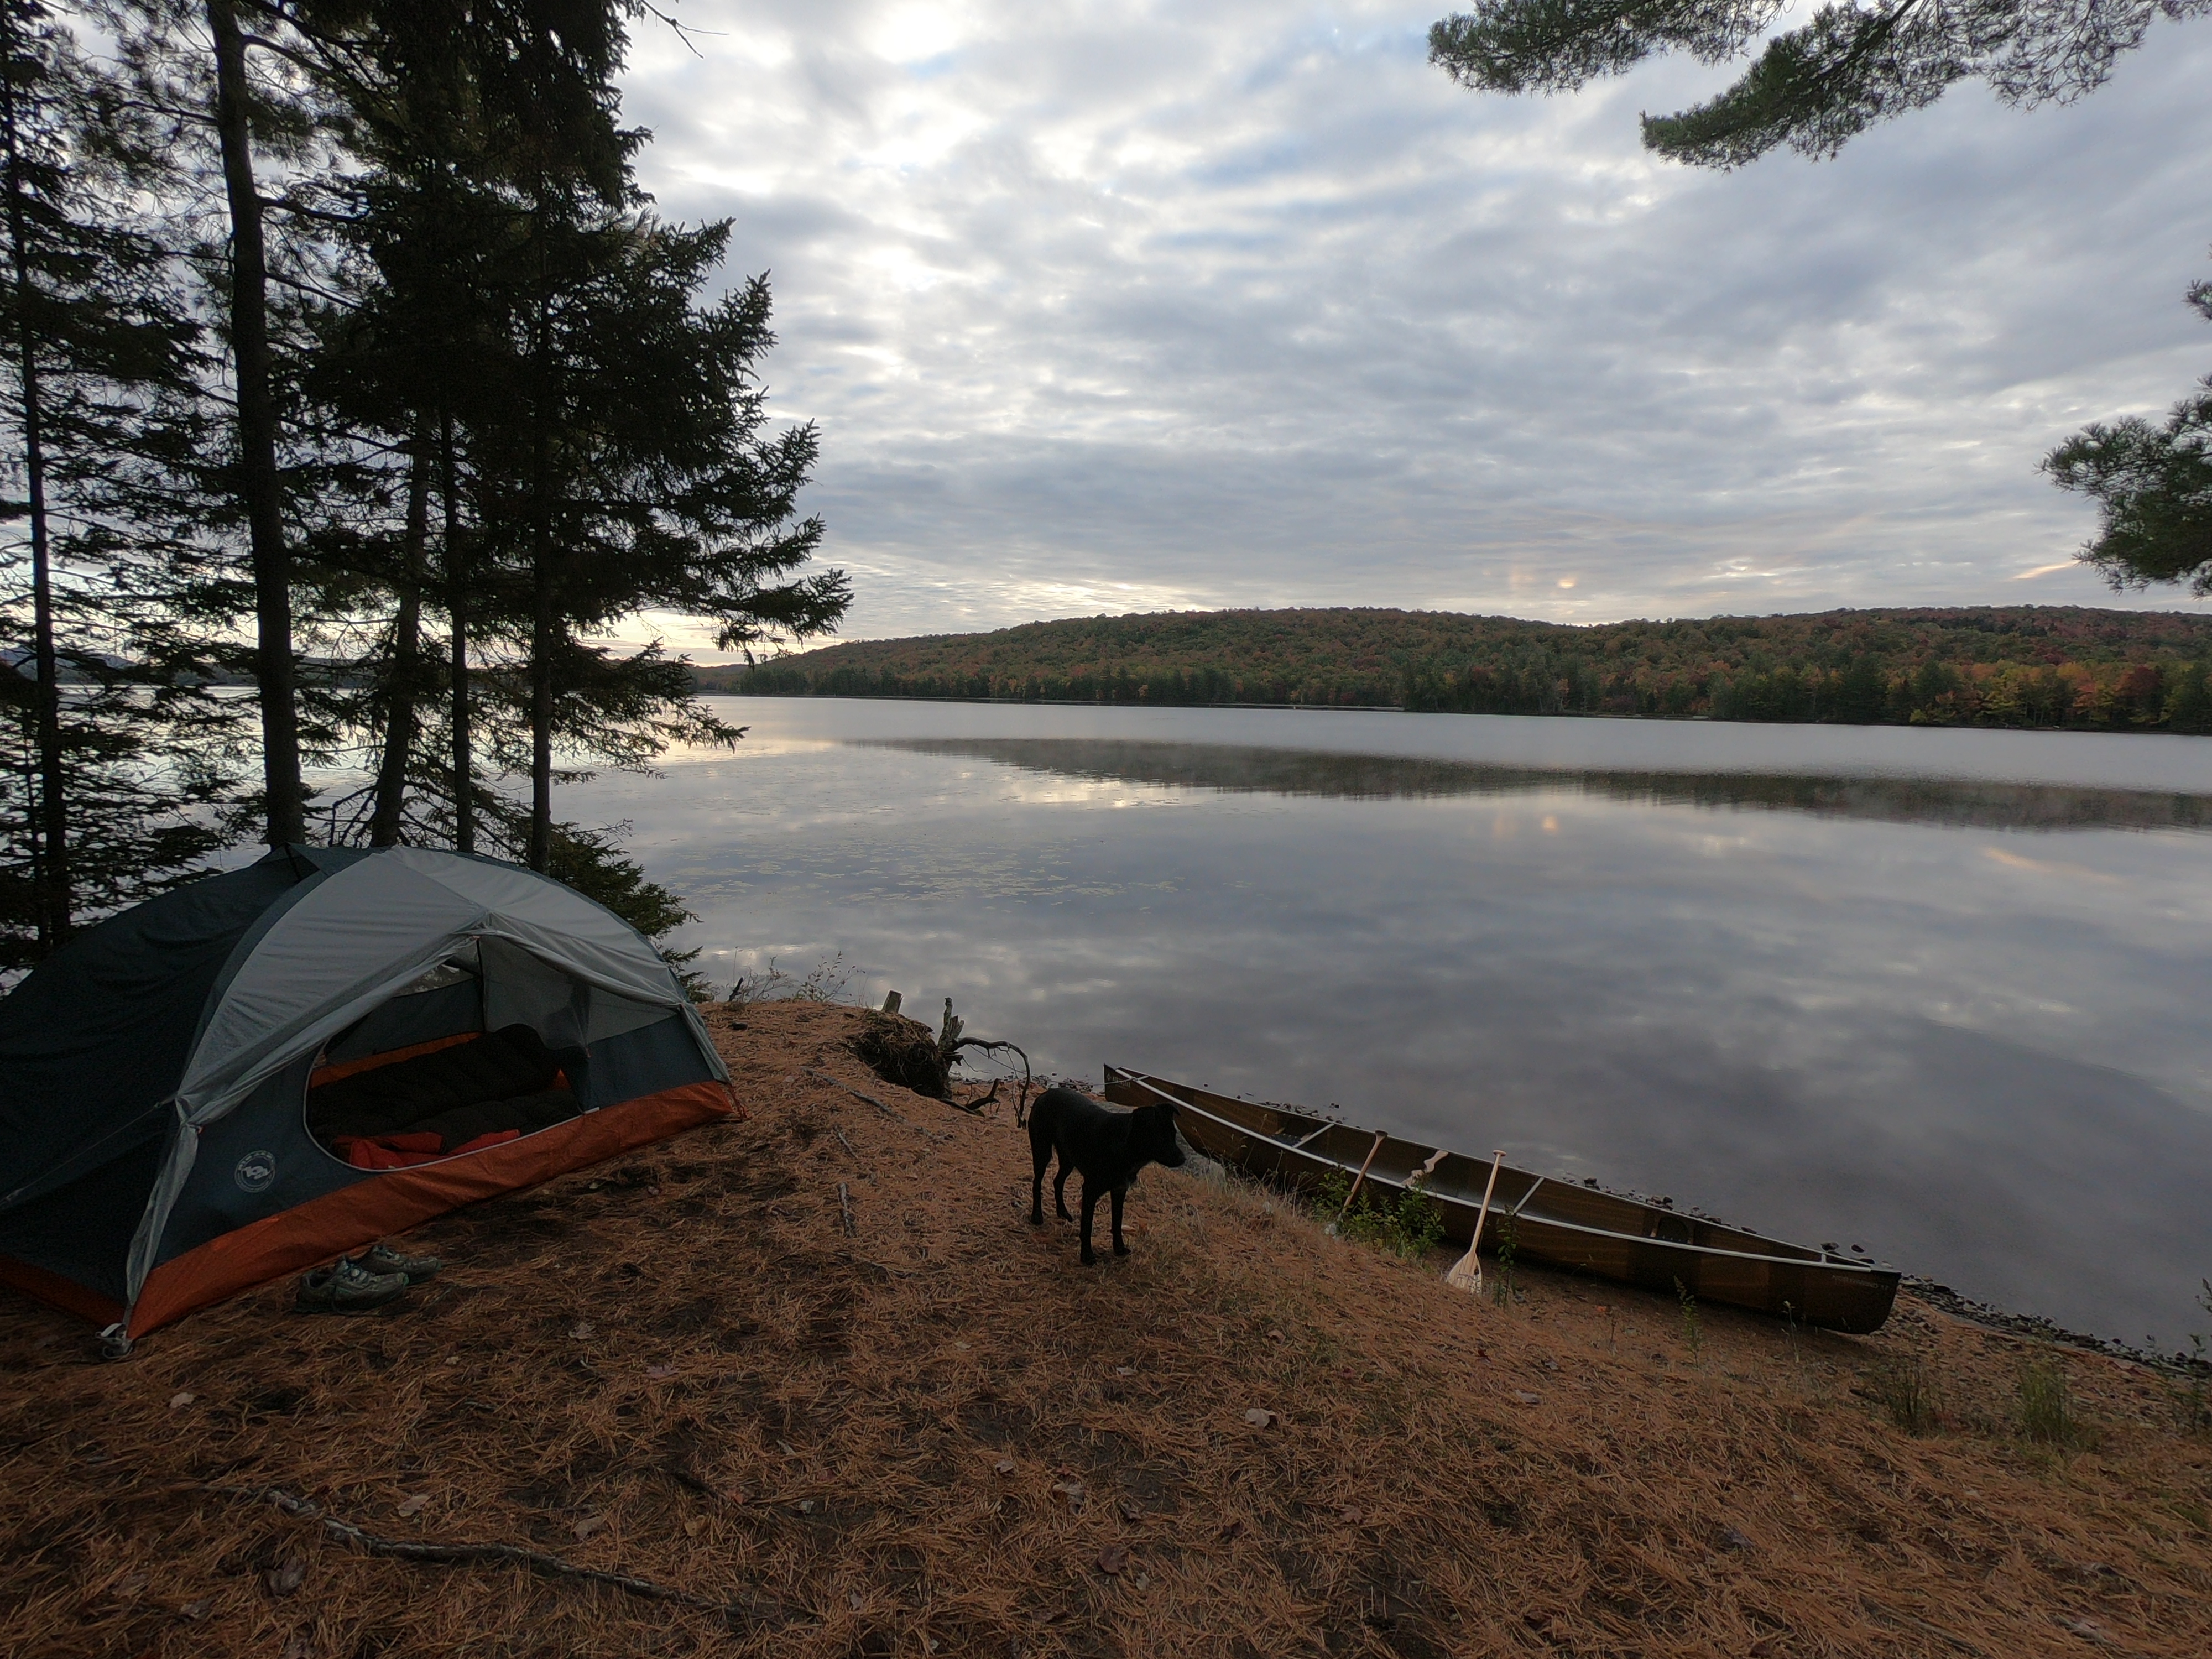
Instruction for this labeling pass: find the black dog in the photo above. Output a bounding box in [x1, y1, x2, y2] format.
[1027, 1087, 1186, 1265]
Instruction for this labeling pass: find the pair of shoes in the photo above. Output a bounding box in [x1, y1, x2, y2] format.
[296, 1256, 409, 1314]
[352, 1242, 442, 1284]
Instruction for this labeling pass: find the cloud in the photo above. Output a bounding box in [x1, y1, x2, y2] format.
[616, 2, 2212, 648]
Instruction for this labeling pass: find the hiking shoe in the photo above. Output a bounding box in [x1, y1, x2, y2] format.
[296, 1257, 410, 1314]
[352, 1242, 442, 1284]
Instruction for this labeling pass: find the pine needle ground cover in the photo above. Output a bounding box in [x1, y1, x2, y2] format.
[3, 1001, 2208, 1657]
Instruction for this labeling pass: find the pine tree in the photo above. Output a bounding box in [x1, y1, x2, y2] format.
[2, 3, 846, 969]
[1428, 1, 2210, 168]
[280, 0, 638, 852]
[0, 0, 231, 965]
[198, 0, 303, 841]
[249, 0, 844, 875]
[0, 0, 65, 943]
[2044, 277, 2212, 593]
[454, 110, 846, 870]
[90, 0, 362, 846]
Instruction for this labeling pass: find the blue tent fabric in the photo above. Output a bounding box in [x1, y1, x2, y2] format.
[0, 852, 312, 1215]
[0, 1134, 174, 1308]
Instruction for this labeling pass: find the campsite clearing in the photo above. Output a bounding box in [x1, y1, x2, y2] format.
[3, 1000, 2209, 1656]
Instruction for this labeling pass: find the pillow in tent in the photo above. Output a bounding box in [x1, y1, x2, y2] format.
[305, 1023, 563, 1142]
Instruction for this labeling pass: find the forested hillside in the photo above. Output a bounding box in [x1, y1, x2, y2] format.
[710, 606, 2212, 732]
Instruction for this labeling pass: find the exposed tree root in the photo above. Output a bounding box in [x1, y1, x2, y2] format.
[848, 998, 1031, 1119]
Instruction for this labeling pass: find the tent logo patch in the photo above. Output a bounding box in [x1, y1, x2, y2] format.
[234, 1151, 277, 1193]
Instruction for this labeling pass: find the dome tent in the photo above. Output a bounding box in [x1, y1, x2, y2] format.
[0, 844, 735, 1350]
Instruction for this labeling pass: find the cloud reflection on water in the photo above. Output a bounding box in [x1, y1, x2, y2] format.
[567, 707, 2212, 1347]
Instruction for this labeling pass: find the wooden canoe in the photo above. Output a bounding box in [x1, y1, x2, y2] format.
[1103, 1066, 1900, 1334]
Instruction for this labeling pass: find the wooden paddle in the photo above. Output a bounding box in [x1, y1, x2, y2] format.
[1445, 1151, 1507, 1295]
[1333, 1131, 1389, 1228]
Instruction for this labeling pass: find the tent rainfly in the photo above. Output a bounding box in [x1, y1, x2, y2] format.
[0, 845, 736, 1352]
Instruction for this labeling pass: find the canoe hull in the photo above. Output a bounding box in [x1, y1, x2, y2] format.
[1105, 1067, 1898, 1334]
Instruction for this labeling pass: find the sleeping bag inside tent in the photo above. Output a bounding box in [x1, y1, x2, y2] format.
[0, 844, 736, 1345]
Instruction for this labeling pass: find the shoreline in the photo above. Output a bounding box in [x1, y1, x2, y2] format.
[4, 998, 2206, 1655]
[1899, 1276, 2212, 1380]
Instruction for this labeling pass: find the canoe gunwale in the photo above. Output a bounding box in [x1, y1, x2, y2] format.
[1105, 1065, 1900, 1333]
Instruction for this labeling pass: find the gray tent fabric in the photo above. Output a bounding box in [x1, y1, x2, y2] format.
[178, 846, 717, 1124]
[0, 844, 732, 1342]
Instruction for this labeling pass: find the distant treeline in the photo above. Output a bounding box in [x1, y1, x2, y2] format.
[706, 606, 2212, 733]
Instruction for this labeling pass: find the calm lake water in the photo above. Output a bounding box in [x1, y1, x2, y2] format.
[562, 697, 2212, 1348]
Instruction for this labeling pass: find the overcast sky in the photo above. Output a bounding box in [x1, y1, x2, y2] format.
[615, 2, 2212, 649]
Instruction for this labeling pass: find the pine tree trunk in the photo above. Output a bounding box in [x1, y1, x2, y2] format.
[441, 409, 472, 855]
[529, 554, 554, 872]
[526, 302, 553, 873]
[528, 461, 554, 872]
[206, 0, 303, 846]
[368, 434, 430, 845]
[1, 23, 66, 948]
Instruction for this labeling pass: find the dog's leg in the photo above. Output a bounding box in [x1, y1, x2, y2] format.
[1030, 1139, 1048, 1225]
[1110, 1185, 1130, 1256]
[1079, 1180, 1101, 1265]
[1054, 1160, 1075, 1222]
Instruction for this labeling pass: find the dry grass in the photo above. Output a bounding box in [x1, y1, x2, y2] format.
[3, 999, 2209, 1657]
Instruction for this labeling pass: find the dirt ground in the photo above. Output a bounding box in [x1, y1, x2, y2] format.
[3, 998, 2209, 1658]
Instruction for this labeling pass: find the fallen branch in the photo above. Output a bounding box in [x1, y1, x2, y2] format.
[206, 1485, 754, 1620]
[950, 1036, 1033, 1123]
[800, 1066, 946, 1141]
